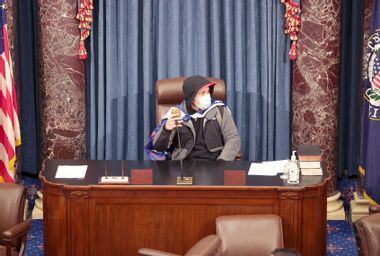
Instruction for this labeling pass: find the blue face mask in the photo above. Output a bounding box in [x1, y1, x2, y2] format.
[197, 94, 211, 110]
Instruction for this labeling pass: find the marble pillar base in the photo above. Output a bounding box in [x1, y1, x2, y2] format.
[327, 191, 346, 220]
[351, 192, 370, 222]
[32, 191, 43, 219]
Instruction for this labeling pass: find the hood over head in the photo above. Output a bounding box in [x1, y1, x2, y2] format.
[182, 76, 215, 113]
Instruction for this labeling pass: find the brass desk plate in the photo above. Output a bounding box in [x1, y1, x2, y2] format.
[176, 176, 193, 185]
[99, 176, 130, 184]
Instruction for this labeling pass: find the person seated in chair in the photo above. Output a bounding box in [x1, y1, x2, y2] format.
[152, 75, 240, 161]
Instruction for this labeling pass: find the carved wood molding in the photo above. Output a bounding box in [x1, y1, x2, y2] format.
[279, 191, 303, 200]
[68, 191, 89, 198]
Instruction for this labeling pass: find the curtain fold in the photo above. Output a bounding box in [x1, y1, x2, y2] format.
[87, 0, 291, 161]
[337, 0, 364, 177]
[16, 0, 41, 175]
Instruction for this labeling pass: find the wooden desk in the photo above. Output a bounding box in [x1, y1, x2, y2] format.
[40, 160, 329, 256]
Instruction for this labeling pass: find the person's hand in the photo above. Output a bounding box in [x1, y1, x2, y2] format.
[164, 107, 183, 131]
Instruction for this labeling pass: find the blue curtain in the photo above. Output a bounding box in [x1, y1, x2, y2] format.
[16, 0, 41, 175]
[87, 0, 291, 161]
[337, 0, 364, 177]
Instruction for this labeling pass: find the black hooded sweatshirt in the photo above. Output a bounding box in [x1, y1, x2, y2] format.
[181, 76, 218, 160]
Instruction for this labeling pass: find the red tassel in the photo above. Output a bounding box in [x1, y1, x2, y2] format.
[81, 30, 90, 40]
[289, 41, 297, 60]
[290, 32, 298, 41]
[88, 0, 94, 10]
[85, 15, 93, 23]
[78, 41, 87, 60]
[77, 0, 93, 60]
[282, 0, 301, 61]
[78, 22, 87, 29]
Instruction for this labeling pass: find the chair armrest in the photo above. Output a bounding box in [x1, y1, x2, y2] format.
[271, 248, 301, 255]
[369, 205, 380, 214]
[138, 248, 180, 256]
[185, 235, 221, 256]
[2, 220, 31, 242]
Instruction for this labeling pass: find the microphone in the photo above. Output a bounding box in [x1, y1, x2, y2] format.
[172, 107, 182, 152]
[172, 107, 192, 185]
[122, 159, 125, 179]
[98, 160, 130, 184]
[105, 160, 108, 179]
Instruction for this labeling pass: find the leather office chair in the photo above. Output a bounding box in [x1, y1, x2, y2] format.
[216, 215, 284, 256]
[0, 183, 31, 256]
[355, 211, 380, 256]
[137, 234, 221, 256]
[369, 204, 380, 214]
[155, 76, 225, 125]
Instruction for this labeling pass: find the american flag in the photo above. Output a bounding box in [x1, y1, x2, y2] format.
[372, 55, 380, 91]
[0, 0, 21, 183]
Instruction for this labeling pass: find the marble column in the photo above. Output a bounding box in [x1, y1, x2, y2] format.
[37, 0, 86, 160]
[5, 1, 16, 67]
[292, 0, 341, 196]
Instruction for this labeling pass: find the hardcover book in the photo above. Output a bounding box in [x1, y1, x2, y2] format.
[297, 145, 322, 161]
[299, 161, 321, 169]
[301, 168, 322, 176]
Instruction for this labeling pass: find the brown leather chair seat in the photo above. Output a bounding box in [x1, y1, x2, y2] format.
[355, 211, 380, 256]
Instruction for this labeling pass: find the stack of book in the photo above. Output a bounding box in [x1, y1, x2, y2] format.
[297, 145, 322, 175]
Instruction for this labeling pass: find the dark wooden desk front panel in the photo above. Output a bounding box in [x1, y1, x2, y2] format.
[40, 160, 328, 256]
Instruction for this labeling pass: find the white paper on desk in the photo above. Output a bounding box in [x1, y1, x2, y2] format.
[248, 160, 288, 176]
[55, 165, 88, 178]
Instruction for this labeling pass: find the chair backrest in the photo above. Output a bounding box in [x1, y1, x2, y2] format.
[0, 183, 26, 247]
[355, 212, 380, 256]
[155, 77, 225, 125]
[216, 215, 284, 256]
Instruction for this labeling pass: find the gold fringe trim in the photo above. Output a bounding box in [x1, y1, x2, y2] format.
[358, 165, 378, 204]
[364, 191, 378, 205]
[358, 165, 365, 176]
